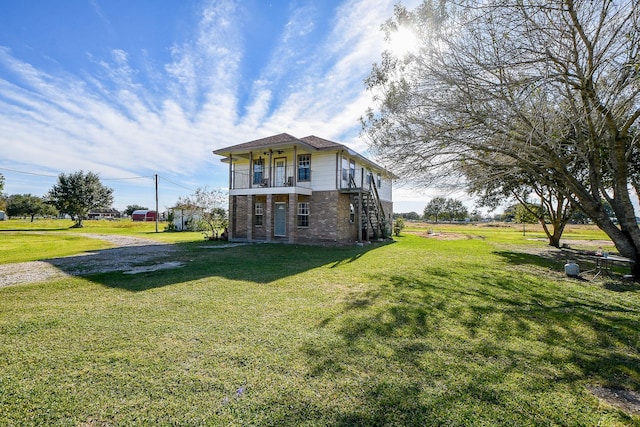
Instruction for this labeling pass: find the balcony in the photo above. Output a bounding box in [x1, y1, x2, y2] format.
[228, 170, 313, 196]
[226, 167, 381, 196]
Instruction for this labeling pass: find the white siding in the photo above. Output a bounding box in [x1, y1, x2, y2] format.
[377, 177, 392, 202]
[309, 152, 338, 191]
[226, 150, 392, 202]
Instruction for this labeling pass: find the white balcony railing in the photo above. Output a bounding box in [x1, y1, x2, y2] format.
[230, 170, 312, 190]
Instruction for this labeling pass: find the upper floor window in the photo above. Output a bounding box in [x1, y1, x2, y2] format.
[298, 154, 311, 181]
[377, 173, 382, 188]
[342, 156, 349, 182]
[297, 202, 309, 227]
[253, 158, 264, 185]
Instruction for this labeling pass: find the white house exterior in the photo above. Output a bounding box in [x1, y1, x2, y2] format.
[170, 208, 202, 231]
[213, 133, 393, 244]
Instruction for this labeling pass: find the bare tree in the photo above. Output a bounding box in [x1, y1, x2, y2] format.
[178, 187, 228, 240]
[363, 0, 640, 278]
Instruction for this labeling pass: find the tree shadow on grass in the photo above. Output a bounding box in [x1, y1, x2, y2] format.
[300, 263, 640, 425]
[494, 248, 637, 288]
[43, 240, 391, 292]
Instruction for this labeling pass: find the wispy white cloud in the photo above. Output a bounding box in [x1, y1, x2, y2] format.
[0, 0, 423, 209]
[88, 0, 116, 37]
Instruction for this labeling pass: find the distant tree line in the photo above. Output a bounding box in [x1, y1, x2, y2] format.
[0, 170, 114, 227]
[394, 197, 475, 223]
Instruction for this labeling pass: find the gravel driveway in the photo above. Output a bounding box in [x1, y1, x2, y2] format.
[0, 234, 179, 288]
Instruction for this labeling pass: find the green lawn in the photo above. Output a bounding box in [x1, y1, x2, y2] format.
[1, 222, 639, 426]
[0, 219, 205, 264]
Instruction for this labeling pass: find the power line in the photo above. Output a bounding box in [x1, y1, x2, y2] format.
[0, 166, 151, 182]
[158, 175, 196, 192]
[102, 175, 154, 181]
[1, 166, 199, 196]
[0, 167, 58, 178]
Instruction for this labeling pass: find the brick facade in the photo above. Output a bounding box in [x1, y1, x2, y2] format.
[228, 190, 370, 245]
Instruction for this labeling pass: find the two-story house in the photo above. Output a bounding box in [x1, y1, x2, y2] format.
[213, 133, 393, 244]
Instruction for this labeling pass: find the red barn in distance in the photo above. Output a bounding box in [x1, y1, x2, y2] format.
[131, 210, 157, 222]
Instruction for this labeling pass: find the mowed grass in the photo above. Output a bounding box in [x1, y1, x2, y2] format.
[1, 222, 639, 425]
[0, 217, 205, 240]
[0, 232, 114, 264]
[0, 219, 205, 264]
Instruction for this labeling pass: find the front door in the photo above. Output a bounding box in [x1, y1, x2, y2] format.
[275, 158, 286, 187]
[274, 203, 286, 237]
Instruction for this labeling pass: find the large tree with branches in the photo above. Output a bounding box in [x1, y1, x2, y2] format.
[362, 0, 640, 278]
[46, 171, 114, 228]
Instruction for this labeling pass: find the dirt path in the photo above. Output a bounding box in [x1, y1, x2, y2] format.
[0, 234, 179, 288]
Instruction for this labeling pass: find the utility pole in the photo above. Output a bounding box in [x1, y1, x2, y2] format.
[155, 174, 159, 233]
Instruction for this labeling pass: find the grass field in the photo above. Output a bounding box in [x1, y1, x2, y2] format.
[1, 219, 639, 425]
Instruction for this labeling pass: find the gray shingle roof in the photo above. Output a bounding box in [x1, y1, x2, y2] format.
[300, 135, 344, 149]
[212, 132, 392, 176]
[212, 133, 301, 154]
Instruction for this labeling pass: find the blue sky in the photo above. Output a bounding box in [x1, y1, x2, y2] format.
[0, 0, 437, 213]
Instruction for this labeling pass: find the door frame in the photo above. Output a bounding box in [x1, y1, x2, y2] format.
[274, 157, 287, 187]
[274, 202, 287, 237]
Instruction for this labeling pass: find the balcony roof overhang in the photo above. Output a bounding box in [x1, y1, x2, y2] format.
[213, 132, 396, 178]
[229, 186, 313, 196]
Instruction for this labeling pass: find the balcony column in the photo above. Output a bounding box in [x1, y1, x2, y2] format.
[249, 151, 253, 188]
[266, 194, 273, 242]
[246, 195, 253, 241]
[268, 150, 273, 186]
[288, 194, 296, 244]
[228, 154, 233, 189]
[293, 146, 297, 186]
[228, 195, 235, 241]
[358, 191, 363, 242]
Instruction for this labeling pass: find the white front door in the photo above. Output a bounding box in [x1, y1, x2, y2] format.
[274, 203, 286, 236]
[275, 158, 286, 187]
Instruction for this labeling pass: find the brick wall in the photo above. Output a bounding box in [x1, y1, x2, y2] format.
[230, 190, 386, 245]
[252, 195, 267, 240]
[232, 195, 248, 239]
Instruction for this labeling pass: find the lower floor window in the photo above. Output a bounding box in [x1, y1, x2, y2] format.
[255, 202, 263, 226]
[297, 202, 309, 227]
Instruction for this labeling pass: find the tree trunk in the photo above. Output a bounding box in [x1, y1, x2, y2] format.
[540, 219, 566, 248]
[582, 201, 639, 280]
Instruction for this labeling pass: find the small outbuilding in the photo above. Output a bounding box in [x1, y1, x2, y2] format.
[170, 207, 202, 231]
[132, 210, 157, 222]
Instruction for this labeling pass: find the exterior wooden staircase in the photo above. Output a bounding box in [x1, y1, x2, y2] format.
[346, 174, 388, 241]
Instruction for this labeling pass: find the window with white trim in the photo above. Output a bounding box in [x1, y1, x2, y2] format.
[253, 158, 264, 185]
[298, 154, 311, 181]
[255, 202, 264, 226]
[297, 202, 309, 227]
